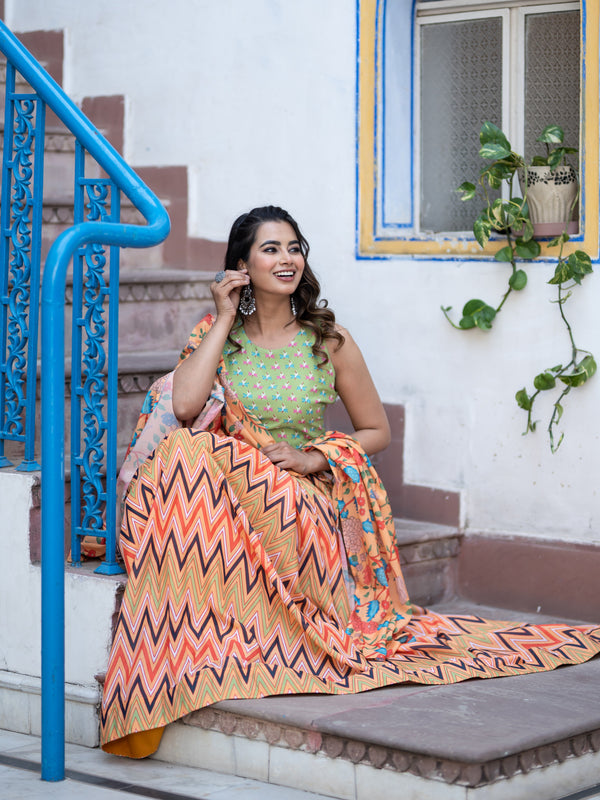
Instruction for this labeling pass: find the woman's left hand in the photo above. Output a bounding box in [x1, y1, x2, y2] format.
[261, 443, 328, 475]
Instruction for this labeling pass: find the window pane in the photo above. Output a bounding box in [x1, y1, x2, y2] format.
[524, 11, 580, 161]
[420, 18, 503, 232]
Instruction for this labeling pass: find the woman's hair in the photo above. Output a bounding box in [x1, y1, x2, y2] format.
[225, 205, 344, 366]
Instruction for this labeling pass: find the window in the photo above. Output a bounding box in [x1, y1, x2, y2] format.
[418, 2, 580, 233]
[357, 0, 598, 259]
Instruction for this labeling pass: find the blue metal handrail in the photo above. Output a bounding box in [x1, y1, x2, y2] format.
[0, 22, 170, 782]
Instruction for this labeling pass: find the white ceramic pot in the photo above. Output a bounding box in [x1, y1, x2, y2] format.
[519, 165, 578, 236]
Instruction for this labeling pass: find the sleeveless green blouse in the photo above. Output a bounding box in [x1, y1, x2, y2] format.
[223, 326, 337, 446]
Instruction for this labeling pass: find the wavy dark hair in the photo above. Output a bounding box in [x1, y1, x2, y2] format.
[225, 205, 344, 366]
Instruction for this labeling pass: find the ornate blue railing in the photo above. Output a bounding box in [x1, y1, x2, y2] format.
[0, 23, 170, 781]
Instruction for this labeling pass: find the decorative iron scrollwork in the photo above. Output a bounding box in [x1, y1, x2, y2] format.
[78, 180, 111, 533]
[2, 98, 35, 442]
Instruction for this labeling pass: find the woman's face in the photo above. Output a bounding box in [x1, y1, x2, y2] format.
[240, 221, 305, 298]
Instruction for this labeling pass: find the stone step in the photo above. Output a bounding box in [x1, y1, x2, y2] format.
[64, 268, 215, 356]
[150, 598, 600, 800]
[394, 518, 460, 605]
[4, 342, 192, 471]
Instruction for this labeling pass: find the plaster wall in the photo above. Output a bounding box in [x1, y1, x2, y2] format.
[0, 471, 120, 741]
[5, 0, 600, 544]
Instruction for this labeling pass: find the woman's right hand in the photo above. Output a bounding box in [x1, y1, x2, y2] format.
[211, 268, 250, 320]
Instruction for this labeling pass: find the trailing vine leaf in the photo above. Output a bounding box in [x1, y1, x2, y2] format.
[509, 270, 527, 290]
[495, 245, 513, 262]
[549, 250, 593, 285]
[480, 121, 511, 148]
[457, 182, 476, 201]
[515, 239, 541, 259]
[473, 215, 492, 248]
[554, 402, 564, 424]
[533, 372, 556, 391]
[485, 163, 511, 187]
[479, 122, 513, 163]
[515, 388, 532, 410]
[547, 147, 578, 170]
[559, 355, 597, 387]
[569, 251, 593, 282]
[520, 218, 534, 242]
[548, 232, 569, 248]
[537, 125, 564, 145]
[458, 316, 476, 330]
[458, 298, 497, 330]
[490, 198, 507, 227]
[472, 305, 497, 330]
[480, 142, 512, 160]
[548, 261, 572, 285]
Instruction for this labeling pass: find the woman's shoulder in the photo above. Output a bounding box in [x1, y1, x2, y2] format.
[325, 323, 358, 369]
[326, 322, 352, 347]
[332, 322, 349, 338]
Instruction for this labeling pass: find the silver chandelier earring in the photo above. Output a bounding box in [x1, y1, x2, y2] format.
[239, 283, 256, 316]
[290, 295, 297, 316]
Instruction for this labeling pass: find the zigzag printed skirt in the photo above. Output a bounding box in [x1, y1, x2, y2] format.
[101, 428, 600, 757]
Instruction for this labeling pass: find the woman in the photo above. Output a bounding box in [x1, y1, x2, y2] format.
[101, 206, 600, 758]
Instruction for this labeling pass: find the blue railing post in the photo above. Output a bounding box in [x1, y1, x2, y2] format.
[40, 263, 67, 781]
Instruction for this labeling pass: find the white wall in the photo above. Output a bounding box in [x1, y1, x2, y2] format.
[0, 472, 120, 743]
[6, 0, 600, 544]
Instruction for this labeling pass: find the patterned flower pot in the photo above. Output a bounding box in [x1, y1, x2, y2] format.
[519, 165, 578, 236]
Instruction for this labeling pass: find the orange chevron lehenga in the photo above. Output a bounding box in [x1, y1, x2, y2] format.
[100, 318, 600, 758]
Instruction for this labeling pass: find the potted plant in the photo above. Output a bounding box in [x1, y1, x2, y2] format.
[519, 125, 579, 237]
[442, 122, 595, 451]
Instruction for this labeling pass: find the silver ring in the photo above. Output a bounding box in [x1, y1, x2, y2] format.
[214, 270, 226, 283]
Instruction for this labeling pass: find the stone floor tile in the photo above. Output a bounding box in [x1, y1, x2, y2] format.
[0, 764, 134, 800]
[465, 749, 600, 800]
[268, 746, 355, 800]
[68, 745, 244, 796]
[204, 780, 339, 799]
[232, 734, 269, 782]
[1, 740, 43, 760]
[355, 763, 466, 800]
[154, 721, 236, 774]
[0, 730, 37, 752]
[1, 733, 336, 800]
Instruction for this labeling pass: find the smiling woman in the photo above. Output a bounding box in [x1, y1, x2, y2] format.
[99, 205, 600, 760]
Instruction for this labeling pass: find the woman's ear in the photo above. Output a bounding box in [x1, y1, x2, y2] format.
[237, 260, 247, 272]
